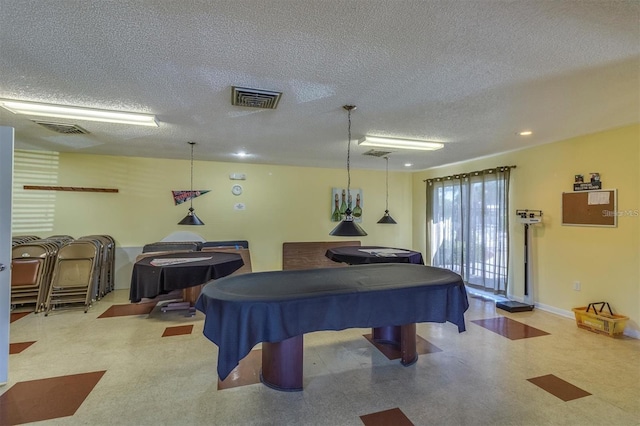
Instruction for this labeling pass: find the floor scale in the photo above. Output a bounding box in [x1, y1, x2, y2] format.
[496, 209, 542, 313]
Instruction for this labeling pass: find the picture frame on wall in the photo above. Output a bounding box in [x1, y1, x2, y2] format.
[331, 188, 363, 222]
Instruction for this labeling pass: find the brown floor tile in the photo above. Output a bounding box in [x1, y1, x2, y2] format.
[9, 341, 36, 354]
[97, 302, 155, 318]
[218, 350, 262, 390]
[360, 407, 414, 426]
[9, 312, 30, 323]
[363, 333, 441, 361]
[162, 324, 194, 337]
[0, 370, 106, 425]
[471, 317, 550, 340]
[527, 374, 592, 401]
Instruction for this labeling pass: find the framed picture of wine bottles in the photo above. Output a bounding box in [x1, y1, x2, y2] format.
[331, 188, 363, 222]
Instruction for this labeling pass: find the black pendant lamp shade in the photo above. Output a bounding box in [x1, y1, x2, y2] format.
[330, 105, 367, 237]
[377, 210, 397, 224]
[178, 207, 204, 226]
[377, 156, 397, 224]
[329, 218, 367, 236]
[178, 141, 204, 225]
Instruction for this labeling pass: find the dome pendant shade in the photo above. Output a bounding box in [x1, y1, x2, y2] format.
[178, 207, 204, 226]
[178, 141, 205, 225]
[377, 156, 397, 225]
[330, 209, 368, 236]
[377, 210, 397, 224]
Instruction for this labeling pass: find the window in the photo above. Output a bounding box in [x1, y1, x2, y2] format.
[426, 167, 511, 294]
[12, 150, 59, 234]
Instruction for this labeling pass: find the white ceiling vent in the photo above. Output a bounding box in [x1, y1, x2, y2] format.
[362, 149, 394, 157]
[231, 86, 282, 109]
[33, 120, 89, 134]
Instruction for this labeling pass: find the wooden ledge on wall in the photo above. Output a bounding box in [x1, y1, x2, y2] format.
[24, 185, 119, 193]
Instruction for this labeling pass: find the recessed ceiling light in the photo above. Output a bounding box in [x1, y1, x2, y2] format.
[0, 99, 158, 127]
[518, 130, 533, 136]
[236, 151, 248, 157]
[359, 136, 444, 151]
[404, 163, 413, 167]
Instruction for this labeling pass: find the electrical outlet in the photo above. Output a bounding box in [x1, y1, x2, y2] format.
[573, 281, 581, 291]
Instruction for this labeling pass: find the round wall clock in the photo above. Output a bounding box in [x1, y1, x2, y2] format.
[231, 184, 243, 196]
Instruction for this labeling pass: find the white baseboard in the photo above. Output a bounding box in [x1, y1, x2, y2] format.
[497, 292, 639, 340]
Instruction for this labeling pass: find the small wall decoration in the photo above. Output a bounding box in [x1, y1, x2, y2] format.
[573, 172, 602, 191]
[331, 188, 363, 222]
[172, 190, 210, 205]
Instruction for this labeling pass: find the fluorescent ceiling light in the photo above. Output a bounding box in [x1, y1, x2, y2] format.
[518, 130, 533, 136]
[0, 99, 158, 127]
[359, 136, 444, 151]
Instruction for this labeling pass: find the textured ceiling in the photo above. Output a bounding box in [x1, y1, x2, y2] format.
[0, 1, 638, 171]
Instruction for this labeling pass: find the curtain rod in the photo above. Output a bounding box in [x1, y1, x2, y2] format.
[423, 165, 516, 182]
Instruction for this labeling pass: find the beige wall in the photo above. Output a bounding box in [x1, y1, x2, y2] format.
[413, 124, 640, 335]
[14, 153, 413, 273]
[13, 123, 639, 336]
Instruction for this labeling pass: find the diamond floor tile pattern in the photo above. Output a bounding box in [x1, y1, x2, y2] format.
[471, 316, 550, 340]
[0, 371, 106, 425]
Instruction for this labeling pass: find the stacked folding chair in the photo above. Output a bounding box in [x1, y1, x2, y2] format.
[11, 239, 62, 312]
[100, 235, 116, 295]
[12, 235, 40, 246]
[78, 235, 116, 299]
[44, 240, 99, 315]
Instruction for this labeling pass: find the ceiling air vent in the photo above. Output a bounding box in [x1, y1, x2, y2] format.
[231, 86, 282, 109]
[33, 120, 89, 134]
[362, 149, 393, 157]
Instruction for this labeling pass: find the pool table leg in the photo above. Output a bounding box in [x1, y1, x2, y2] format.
[372, 323, 417, 366]
[261, 334, 304, 391]
[400, 323, 417, 366]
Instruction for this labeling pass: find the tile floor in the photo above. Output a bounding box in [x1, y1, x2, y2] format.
[2, 290, 639, 425]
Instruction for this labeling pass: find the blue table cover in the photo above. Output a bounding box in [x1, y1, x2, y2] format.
[196, 263, 468, 380]
[129, 252, 243, 302]
[326, 245, 424, 265]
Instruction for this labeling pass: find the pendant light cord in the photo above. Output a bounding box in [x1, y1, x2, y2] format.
[189, 141, 195, 211]
[385, 156, 389, 211]
[346, 108, 351, 201]
[343, 105, 356, 215]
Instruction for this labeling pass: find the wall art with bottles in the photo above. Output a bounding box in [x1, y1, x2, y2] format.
[331, 188, 363, 222]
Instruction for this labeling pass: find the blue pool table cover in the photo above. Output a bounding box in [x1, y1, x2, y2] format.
[195, 263, 469, 380]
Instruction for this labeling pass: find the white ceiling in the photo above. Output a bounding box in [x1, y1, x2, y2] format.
[0, 1, 638, 171]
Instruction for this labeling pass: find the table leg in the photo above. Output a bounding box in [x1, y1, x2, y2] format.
[400, 323, 417, 366]
[372, 323, 417, 366]
[372, 325, 401, 345]
[261, 335, 303, 391]
[182, 284, 203, 305]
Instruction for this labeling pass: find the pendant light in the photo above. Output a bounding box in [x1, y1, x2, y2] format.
[330, 105, 367, 236]
[178, 141, 204, 225]
[377, 156, 397, 224]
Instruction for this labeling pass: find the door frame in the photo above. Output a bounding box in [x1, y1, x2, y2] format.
[0, 126, 14, 385]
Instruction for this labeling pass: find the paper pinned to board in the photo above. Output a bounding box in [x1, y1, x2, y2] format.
[150, 257, 212, 266]
[587, 191, 610, 205]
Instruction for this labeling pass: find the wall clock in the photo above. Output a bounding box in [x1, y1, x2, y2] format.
[231, 184, 243, 196]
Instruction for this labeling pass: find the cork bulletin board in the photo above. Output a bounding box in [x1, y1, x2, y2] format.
[562, 189, 617, 227]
